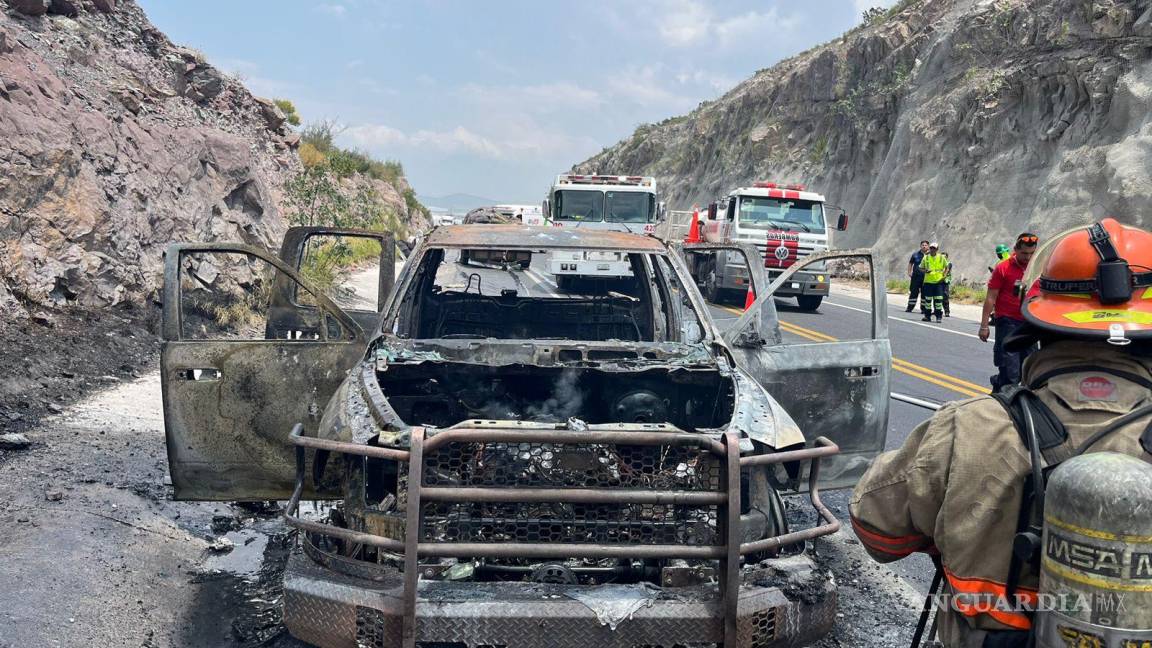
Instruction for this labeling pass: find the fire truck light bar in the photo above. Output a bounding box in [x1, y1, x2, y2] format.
[753, 181, 806, 191]
[558, 174, 654, 187]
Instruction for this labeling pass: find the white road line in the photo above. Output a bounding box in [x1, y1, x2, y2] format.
[824, 300, 983, 340]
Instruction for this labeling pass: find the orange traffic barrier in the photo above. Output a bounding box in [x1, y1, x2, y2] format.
[684, 205, 701, 243]
[744, 286, 756, 311]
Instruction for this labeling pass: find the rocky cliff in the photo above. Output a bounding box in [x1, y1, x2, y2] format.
[0, 0, 425, 315]
[575, 0, 1152, 282]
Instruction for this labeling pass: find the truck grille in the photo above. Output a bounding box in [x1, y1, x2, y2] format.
[408, 439, 722, 547]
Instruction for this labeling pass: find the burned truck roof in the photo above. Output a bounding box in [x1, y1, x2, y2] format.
[427, 224, 666, 251]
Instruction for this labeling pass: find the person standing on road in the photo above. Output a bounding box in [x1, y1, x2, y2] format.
[980, 232, 1039, 391]
[941, 251, 953, 317]
[851, 218, 1152, 647]
[919, 242, 947, 322]
[906, 240, 930, 312]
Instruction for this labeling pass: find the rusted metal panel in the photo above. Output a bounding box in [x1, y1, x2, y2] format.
[162, 341, 363, 500]
[160, 242, 367, 500]
[426, 223, 667, 251]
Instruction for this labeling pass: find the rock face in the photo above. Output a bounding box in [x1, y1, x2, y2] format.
[575, 0, 1152, 282]
[0, 0, 425, 313]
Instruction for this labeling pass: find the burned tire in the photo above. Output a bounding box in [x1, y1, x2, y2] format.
[796, 295, 823, 311]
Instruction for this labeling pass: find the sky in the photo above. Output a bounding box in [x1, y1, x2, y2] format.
[139, 0, 893, 204]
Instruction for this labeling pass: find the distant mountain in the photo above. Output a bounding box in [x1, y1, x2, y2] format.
[419, 192, 502, 213]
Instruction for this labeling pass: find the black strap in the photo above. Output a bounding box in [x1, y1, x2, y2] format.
[992, 385, 1069, 452]
[911, 556, 944, 648]
[1088, 222, 1120, 262]
[1040, 271, 1152, 294]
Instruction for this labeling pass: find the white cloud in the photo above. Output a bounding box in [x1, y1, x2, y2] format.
[343, 124, 504, 158]
[316, 3, 347, 17]
[714, 8, 798, 41]
[457, 82, 604, 112]
[656, 0, 713, 46]
[638, 1, 802, 49]
[342, 117, 601, 163]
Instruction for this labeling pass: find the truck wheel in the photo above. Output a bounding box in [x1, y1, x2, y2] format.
[519, 259, 531, 270]
[704, 270, 722, 303]
[796, 295, 823, 311]
[556, 275, 573, 291]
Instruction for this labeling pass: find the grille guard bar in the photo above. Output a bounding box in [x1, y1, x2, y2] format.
[284, 424, 841, 648]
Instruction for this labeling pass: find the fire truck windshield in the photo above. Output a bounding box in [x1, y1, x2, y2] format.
[738, 197, 825, 231]
[554, 190, 655, 223]
[605, 191, 654, 223]
[554, 190, 603, 222]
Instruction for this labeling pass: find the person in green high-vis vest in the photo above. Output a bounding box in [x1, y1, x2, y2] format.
[919, 242, 948, 322]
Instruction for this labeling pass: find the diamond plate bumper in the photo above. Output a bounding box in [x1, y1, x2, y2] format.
[283, 549, 836, 648]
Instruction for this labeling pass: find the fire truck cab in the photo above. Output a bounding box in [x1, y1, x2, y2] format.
[695, 182, 848, 311]
[542, 174, 666, 289]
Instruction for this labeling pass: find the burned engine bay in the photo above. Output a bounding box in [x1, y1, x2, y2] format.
[306, 340, 799, 589]
[376, 360, 735, 429]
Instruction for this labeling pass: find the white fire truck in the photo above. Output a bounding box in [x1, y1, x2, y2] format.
[541, 174, 666, 288]
[690, 181, 848, 311]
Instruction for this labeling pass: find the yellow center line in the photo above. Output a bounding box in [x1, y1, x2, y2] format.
[718, 304, 987, 398]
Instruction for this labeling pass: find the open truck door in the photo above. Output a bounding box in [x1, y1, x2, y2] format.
[681, 243, 891, 490]
[270, 226, 395, 335]
[160, 242, 368, 501]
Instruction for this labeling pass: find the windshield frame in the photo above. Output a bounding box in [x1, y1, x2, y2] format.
[736, 196, 826, 231]
[376, 245, 717, 347]
[553, 189, 604, 222]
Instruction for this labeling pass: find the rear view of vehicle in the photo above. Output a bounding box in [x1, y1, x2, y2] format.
[543, 175, 665, 288]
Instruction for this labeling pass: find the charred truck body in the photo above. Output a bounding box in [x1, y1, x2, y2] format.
[160, 225, 891, 648]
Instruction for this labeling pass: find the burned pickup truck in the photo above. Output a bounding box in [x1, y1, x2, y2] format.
[160, 225, 891, 648]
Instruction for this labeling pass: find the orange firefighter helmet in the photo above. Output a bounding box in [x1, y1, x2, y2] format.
[1021, 218, 1152, 343]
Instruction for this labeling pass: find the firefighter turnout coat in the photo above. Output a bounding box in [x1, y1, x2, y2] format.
[849, 341, 1152, 647]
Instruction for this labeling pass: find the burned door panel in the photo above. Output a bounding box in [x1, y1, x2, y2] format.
[726, 250, 891, 491]
[162, 341, 363, 500]
[161, 243, 365, 501]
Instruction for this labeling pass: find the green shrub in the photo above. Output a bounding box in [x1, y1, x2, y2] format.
[273, 98, 301, 127]
[886, 278, 911, 294]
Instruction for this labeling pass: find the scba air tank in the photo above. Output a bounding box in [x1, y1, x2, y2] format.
[1036, 452, 1152, 647]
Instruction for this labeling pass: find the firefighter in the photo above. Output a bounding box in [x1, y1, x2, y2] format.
[907, 240, 930, 313]
[919, 242, 948, 322]
[850, 218, 1152, 647]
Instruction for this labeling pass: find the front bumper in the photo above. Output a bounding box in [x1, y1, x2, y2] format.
[765, 270, 829, 297]
[284, 539, 836, 648]
[283, 425, 842, 648]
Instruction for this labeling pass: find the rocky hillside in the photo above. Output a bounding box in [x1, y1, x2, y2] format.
[575, 0, 1152, 282]
[0, 0, 426, 315]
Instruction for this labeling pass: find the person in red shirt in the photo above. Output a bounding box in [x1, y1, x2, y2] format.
[979, 232, 1039, 391]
